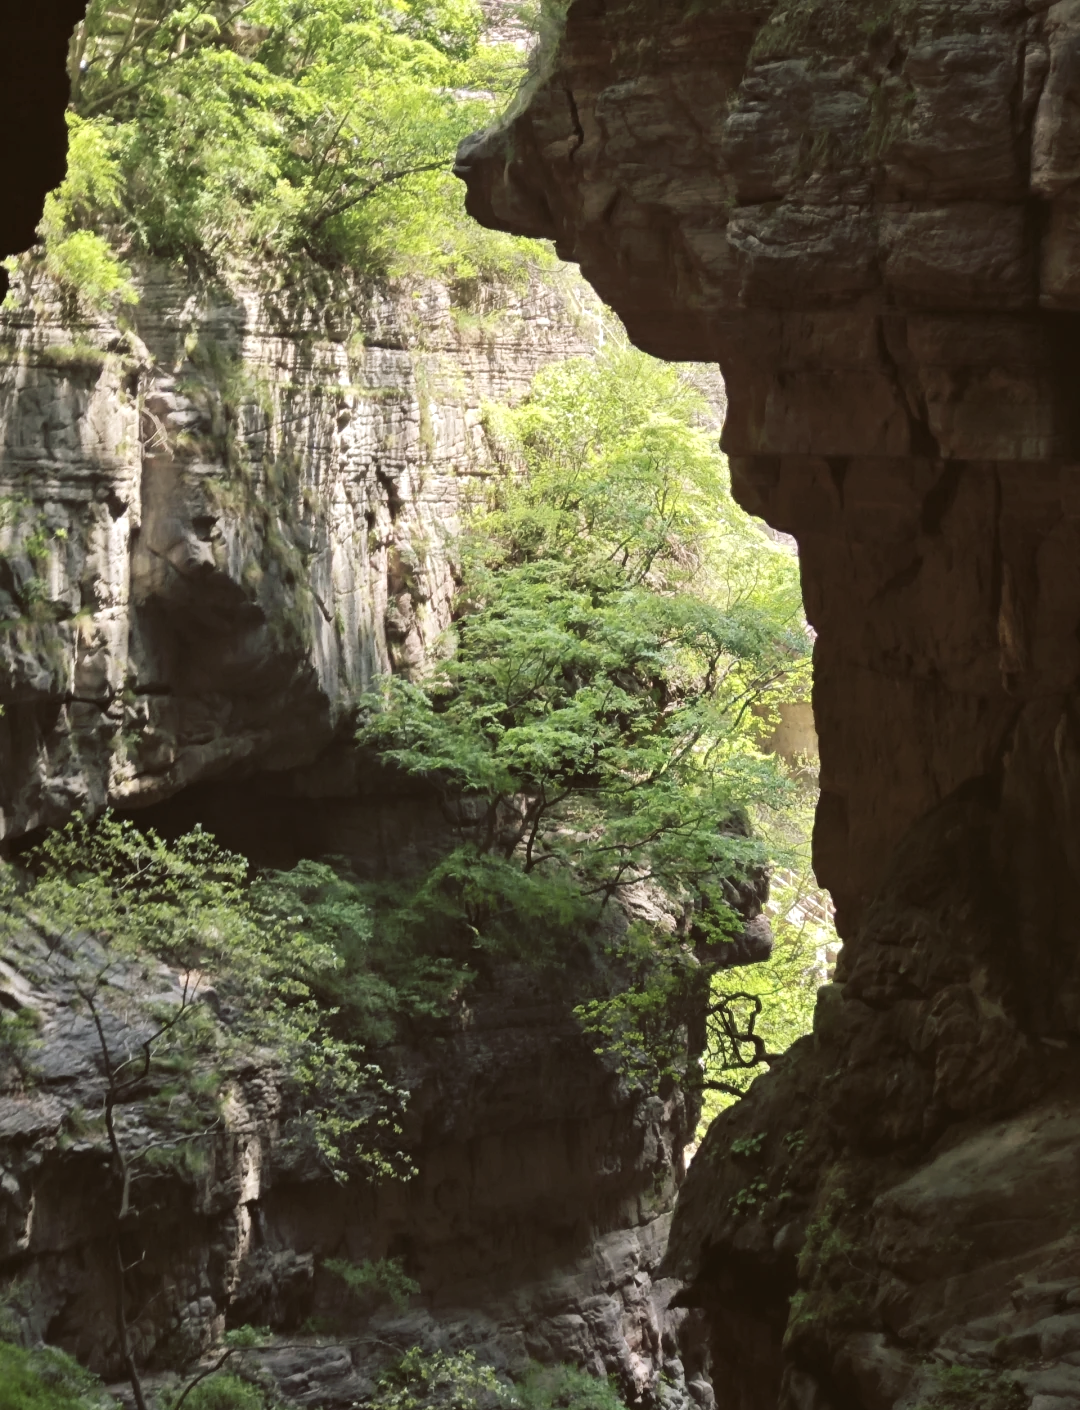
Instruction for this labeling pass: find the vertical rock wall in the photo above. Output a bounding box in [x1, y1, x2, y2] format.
[0, 262, 596, 840]
[457, 1, 1080, 1406]
[0, 916, 712, 1409]
[0, 254, 724, 1410]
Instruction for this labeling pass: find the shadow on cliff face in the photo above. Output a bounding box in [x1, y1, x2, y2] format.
[112, 746, 454, 877]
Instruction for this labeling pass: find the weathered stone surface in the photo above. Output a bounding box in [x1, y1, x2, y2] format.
[0, 246, 744, 1408]
[456, 1, 1080, 1407]
[0, 263, 596, 841]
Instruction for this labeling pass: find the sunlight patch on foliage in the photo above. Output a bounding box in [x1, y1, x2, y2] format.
[27, 0, 552, 305]
[358, 345, 815, 1094]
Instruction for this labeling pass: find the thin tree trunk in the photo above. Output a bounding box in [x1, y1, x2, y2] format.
[114, 1236, 149, 1410]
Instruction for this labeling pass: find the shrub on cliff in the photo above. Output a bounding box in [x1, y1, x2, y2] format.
[367, 1350, 628, 1410]
[0, 816, 411, 1410]
[162, 1372, 266, 1410]
[0, 1342, 117, 1410]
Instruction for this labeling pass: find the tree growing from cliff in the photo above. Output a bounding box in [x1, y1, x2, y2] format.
[25, 0, 540, 306]
[358, 346, 813, 1089]
[0, 817, 408, 1410]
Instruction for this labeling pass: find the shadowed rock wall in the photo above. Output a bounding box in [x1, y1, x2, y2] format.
[0, 263, 596, 841]
[457, 2, 1080, 1407]
[0, 916, 713, 1409]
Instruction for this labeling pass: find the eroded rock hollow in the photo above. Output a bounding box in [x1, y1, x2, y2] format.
[458, 2, 1080, 1407]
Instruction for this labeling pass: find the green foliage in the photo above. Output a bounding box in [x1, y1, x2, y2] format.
[162, 1373, 266, 1410]
[371, 345, 809, 1085]
[222, 1327, 272, 1350]
[323, 1256, 420, 1313]
[696, 773, 832, 1125]
[366, 350, 805, 860]
[915, 1365, 1025, 1410]
[510, 1362, 626, 1410]
[358, 347, 812, 1088]
[37, 114, 137, 309]
[367, 1352, 629, 1410]
[0, 816, 408, 1181]
[730, 1131, 766, 1158]
[32, 0, 549, 297]
[0, 1008, 41, 1078]
[0, 1342, 117, 1410]
[250, 858, 471, 1048]
[0, 499, 71, 623]
[370, 1348, 504, 1410]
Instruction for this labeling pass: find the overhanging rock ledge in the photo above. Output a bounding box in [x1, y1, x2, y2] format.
[458, 2, 1080, 1407]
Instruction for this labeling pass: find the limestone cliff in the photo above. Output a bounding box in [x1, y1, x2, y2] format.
[457, 2, 1080, 1407]
[0, 262, 594, 840]
[0, 255, 734, 1410]
[0, 914, 711, 1409]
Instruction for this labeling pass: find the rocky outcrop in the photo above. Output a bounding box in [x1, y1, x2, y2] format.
[457, 0, 1080, 928]
[0, 912, 719, 1409]
[0, 261, 595, 842]
[0, 250, 740, 1408]
[456, 1, 1080, 1407]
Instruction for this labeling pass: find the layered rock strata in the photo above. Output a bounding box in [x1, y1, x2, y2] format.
[0, 253, 732, 1409]
[457, 1, 1080, 1406]
[0, 263, 594, 842]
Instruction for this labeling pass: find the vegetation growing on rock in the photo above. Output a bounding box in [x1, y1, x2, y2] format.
[358, 342, 819, 1094]
[0, 818, 410, 1409]
[17, 0, 551, 309]
[0, 1342, 117, 1410]
[0, 3, 836, 1406]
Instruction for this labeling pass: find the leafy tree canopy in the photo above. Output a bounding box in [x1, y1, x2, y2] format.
[0, 816, 409, 1182]
[30, 0, 544, 305]
[358, 345, 814, 1085]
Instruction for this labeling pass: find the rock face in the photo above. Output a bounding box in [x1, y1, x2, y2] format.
[456, 1, 1080, 1407]
[0, 917, 711, 1409]
[0, 253, 736, 1410]
[0, 262, 594, 841]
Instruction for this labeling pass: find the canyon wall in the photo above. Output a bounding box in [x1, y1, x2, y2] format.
[0, 261, 595, 840]
[457, 1, 1080, 1407]
[0, 910, 713, 1409]
[0, 257, 732, 1409]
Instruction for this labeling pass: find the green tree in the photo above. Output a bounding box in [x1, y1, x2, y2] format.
[358, 346, 813, 1087]
[366, 1350, 630, 1410]
[0, 817, 407, 1410]
[369, 1348, 504, 1410]
[29, 0, 541, 306]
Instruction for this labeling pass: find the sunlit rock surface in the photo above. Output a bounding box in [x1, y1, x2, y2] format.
[0, 264, 595, 838]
